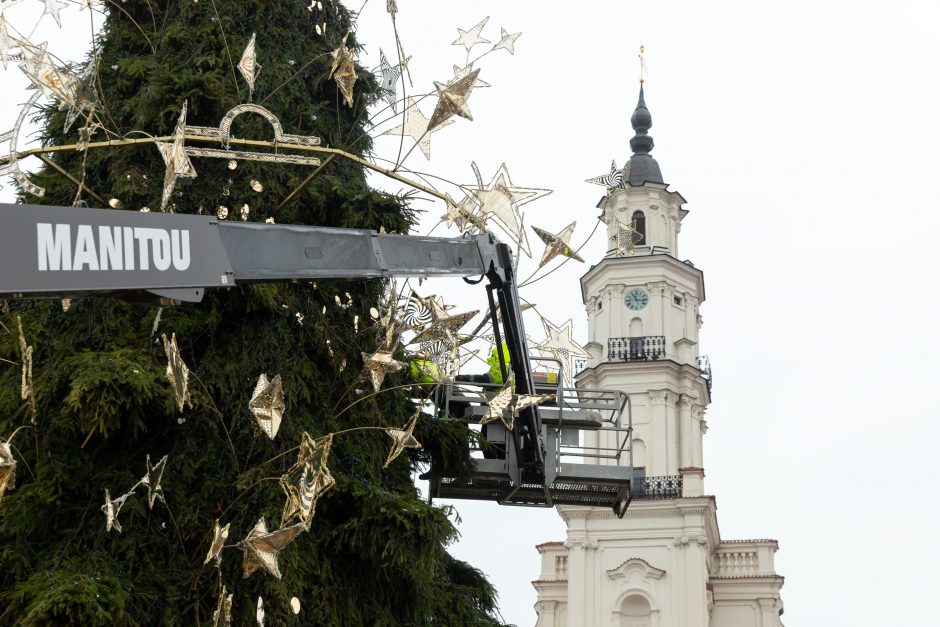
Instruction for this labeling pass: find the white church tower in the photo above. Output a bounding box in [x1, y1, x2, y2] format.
[532, 87, 785, 627]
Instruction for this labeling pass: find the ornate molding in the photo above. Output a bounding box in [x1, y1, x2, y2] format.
[679, 394, 696, 408]
[649, 390, 670, 405]
[607, 557, 665, 582]
[758, 598, 779, 612]
[673, 534, 708, 549]
[564, 537, 599, 552]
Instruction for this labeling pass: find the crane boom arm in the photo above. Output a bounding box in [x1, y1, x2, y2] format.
[0, 202, 544, 478]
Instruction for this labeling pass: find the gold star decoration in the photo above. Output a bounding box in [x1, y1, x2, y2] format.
[162, 333, 192, 412]
[248, 374, 285, 440]
[211, 585, 233, 626]
[0, 439, 16, 502]
[101, 488, 134, 533]
[492, 28, 522, 55]
[481, 376, 554, 430]
[428, 68, 480, 131]
[383, 411, 422, 468]
[330, 33, 357, 107]
[452, 64, 490, 88]
[361, 350, 404, 392]
[204, 519, 231, 566]
[279, 432, 335, 530]
[466, 162, 553, 256]
[156, 102, 197, 211]
[532, 222, 585, 268]
[382, 97, 453, 160]
[610, 219, 644, 256]
[237, 517, 305, 579]
[441, 193, 486, 233]
[237, 33, 260, 101]
[141, 454, 168, 509]
[452, 16, 490, 53]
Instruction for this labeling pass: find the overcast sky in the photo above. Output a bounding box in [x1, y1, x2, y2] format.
[3, 1, 940, 625]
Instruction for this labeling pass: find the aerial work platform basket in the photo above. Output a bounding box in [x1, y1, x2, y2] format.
[428, 360, 635, 518]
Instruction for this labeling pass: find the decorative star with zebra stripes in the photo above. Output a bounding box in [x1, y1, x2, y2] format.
[586, 160, 630, 189]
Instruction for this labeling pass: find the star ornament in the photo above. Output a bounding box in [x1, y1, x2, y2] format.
[211, 585, 233, 626]
[330, 34, 358, 107]
[204, 519, 231, 566]
[538, 318, 587, 381]
[249, 374, 285, 439]
[382, 97, 453, 160]
[238, 33, 260, 100]
[279, 432, 335, 530]
[410, 301, 478, 345]
[452, 17, 490, 52]
[141, 454, 168, 509]
[428, 68, 480, 131]
[481, 377, 554, 430]
[384, 411, 422, 468]
[469, 162, 553, 256]
[586, 160, 625, 189]
[101, 488, 134, 533]
[237, 517, 305, 579]
[492, 28, 521, 55]
[0, 440, 16, 502]
[162, 333, 192, 412]
[156, 103, 197, 212]
[361, 349, 404, 392]
[377, 49, 409, 113]
[42, 0, 69, 28]
[532, 221, 585, 268]
[610, 219, 644, 256]
[441, 193, 486, 233]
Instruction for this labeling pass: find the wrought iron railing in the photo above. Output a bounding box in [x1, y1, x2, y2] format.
[633, 475, 683, 500]
[698, 355, 713, 394]
[607, 336, 665, 362]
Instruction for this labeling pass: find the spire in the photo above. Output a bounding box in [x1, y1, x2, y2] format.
[625, 84, 664, 186]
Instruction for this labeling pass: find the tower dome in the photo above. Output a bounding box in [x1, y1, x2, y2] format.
[625, 85, 664, 186]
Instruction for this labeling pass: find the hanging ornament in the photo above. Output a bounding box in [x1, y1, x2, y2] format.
[0, 17, 20, 71]
[383, 411, 422, 468]
[162, 333, 192, 412]
[279, 432, 334, 530]
[536, 318, 588, 382]
[481, 375, 553, 430]
[410, 296, 477, 345]
[248, 374, 285, 440]
[204, 519, 231, 566]
[492, 28, 522, 55]
[329, 33, 357, 108]
[452, 17, 490, 53]
[465, 162, 552, 257]
[155, 102, 197, 212]
[256, 596, 265, 626]
[360, 350, 404, 392]
[101, 488, 134, 533]
[532, 222, 585, 268]
[386, 0, 397, 14]
[377, 49, 408, 113]
[140, 454, 168, 509]
[237, 517, 305, 579]
[211, 585, 233, 626]
[217, 206, 229, 219]
[290, 597, 301, 615]
[586, 160, 626, 189]
[0, 439, 16, 502]
[240, 204, 250, 221]
[427, 68, 480, 131]
[441, 193, 486, 233]
[41, 0, 69, 27]
[610, 219, 644, 256]
[249, 179, 263, 192]
[237, 33, 260, 101]
[382, 97, 452, 160]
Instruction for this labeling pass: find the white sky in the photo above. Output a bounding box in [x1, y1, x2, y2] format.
[3, 1, 940, 625]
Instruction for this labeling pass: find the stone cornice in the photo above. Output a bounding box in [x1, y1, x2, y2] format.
[580, 252, 705, 304]
[607, 557, 666, 582]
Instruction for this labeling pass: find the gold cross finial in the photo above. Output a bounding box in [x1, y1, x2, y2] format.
[639, 45, 647, 84]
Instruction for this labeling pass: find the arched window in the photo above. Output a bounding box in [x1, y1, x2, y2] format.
[620, 594, 652, 627]
[632, 211, 646, 245]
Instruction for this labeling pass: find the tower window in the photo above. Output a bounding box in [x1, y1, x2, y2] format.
[597, 300, 603, 311]
[674, 295, 682, 306]
[632, 211, 646, 244]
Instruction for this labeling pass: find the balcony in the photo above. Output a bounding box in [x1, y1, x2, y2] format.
[608, 336, 665, 362]
[633, 474, 683, 500]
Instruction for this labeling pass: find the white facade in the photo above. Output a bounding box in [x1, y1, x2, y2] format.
[532, 93, 784, 626]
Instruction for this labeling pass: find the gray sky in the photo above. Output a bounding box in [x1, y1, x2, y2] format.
[3, 1, 940, 625]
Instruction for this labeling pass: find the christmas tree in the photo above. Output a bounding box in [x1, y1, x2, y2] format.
[0, 1, 503, 624]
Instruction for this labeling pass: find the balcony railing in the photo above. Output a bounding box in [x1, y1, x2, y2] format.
[633, 474, 683, 500]
[698, 355, 713, 394]
[608, 336, 665, 362]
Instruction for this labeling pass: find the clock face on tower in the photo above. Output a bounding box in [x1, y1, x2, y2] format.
[624, 288, 649, 311]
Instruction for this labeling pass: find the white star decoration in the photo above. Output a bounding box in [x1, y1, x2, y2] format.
[237, 33, 260, 100]
[42, 0, 69, 28]
[537, 318, 587, 383]
[492, 28, 521, 55]
[377, 49, 409, 113]
[452, 17, 490, 53]
[382, 97, 453, 160]
[466, 162, 552, 257]
[481, 376, 554, 430]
